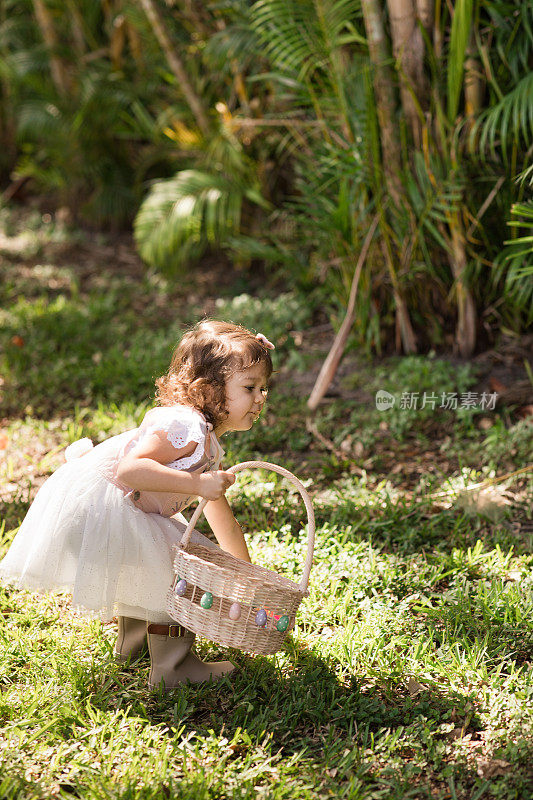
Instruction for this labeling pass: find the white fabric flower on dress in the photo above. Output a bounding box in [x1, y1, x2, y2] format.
[144, 407, 208, 470]
[65, 438, 94, 461]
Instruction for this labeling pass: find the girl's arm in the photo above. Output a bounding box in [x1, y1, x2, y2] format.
[203, 496, 251, 563]
[116, 433, 234, 501]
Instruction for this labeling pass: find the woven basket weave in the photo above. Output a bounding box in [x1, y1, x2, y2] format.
[167, 461, 315, 655]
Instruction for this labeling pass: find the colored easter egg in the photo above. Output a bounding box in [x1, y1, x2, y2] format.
[175, 578, 187, 596]
[255, 608, 267, 627]
[276, 615, 289, 632]
[200, 591, 213, 609]
[228, 602, 242, 621]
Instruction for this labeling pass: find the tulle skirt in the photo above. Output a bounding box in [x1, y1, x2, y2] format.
[0, 432, 216, 622]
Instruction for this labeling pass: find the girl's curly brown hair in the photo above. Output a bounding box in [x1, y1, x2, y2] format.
[155, 320, 273, 428]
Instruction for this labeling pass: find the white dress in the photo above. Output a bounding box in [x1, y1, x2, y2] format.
[0, 405, 224, 623]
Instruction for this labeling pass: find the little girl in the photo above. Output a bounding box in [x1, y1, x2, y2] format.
[0, 320, 274, 690]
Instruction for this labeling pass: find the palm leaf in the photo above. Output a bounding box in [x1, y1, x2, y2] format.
[492, 200, 533, 324]
[250, 0, 362, 81]
[482, 1, 533, 84]
[16, 99, 66, 139]
[134, 169, 268, 274]
[474, 72, 533, 161]
[447, 0, 474, 122]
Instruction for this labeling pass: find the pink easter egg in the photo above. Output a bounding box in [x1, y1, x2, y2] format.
[228, 602, 242, 621]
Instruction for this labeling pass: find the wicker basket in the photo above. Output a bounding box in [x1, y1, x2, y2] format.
[166, 460, 315, 655]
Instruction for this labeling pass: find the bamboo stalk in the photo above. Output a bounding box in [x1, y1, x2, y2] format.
[360, 0, 403, 206]
[32, 0, 70, 96]
[416, 0, 434, 32]
[110, 14, 127, 70]
[464, 32, 484, 128]
[138, 0, 210, 136]
[386, 0, 426, 146]
[65, 0, 86, 57]
[126, 20, 144, 69]
[448, 214, 477, 357]
[0, 0, 16, 170]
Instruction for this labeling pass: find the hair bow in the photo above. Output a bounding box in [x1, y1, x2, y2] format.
[255, 333, 275, 350]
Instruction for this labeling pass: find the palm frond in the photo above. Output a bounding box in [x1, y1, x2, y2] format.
[473, 72, 533, 161]
[16, 99, 66, 139]
[516, 163, 533, 187]
[447, 0, 474, 122]
[250, 0, 361, 81]
[404, 153, 464, 260]
[204, 0, 261, 71]
[205, 24, 259, 70]
[134, 169, 267, 274]
[492, 200, 533, 325]
[481, 0, 533, 85]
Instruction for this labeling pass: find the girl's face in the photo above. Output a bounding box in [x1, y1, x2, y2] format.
[216, 363, 268, 435]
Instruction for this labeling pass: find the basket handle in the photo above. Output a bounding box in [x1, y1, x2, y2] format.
[180, 460, 315, 593]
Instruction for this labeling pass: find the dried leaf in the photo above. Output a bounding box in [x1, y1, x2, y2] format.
[406, 677, 427, 697]
[476, 758, 511, 778]
[353, 441, 364, 457]
[454, 485, 512, 522]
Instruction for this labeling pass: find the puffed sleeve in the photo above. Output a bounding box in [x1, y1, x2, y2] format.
[142, 406, 207, 469]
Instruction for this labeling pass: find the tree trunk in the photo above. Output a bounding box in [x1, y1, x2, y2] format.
[360, 0, 403, 206]
[361, 0, 418, 355]
[110, 14, 127, 69]
[416, 0, 433, 34]
[0, 0, 15, 175]
[126, 19, 144, 69]
[464, 32, 483, 127]
[32, 0, 70, 96]
[449, 216, 476, 357]
[386, 0, 427, 146]
[65, 0, 86, 57]
[137, 0, 210, 136]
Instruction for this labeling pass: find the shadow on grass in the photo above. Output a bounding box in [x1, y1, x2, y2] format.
[71, 642, 525, 800]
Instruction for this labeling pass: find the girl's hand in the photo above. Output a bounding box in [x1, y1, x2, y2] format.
[197, 470, 236, 501]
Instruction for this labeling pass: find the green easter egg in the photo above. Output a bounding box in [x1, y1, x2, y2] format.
[276, 615, 289, 632]
[200, 591, 213, 609]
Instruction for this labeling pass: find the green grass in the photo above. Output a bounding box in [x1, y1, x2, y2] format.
[0, 208, 532, 799]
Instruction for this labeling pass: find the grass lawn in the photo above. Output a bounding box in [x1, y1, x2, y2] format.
[0, 206, 532, 799]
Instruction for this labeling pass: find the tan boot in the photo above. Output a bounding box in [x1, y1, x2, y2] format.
[147, 623, 236, 689]
[114, 616, 148, 663]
